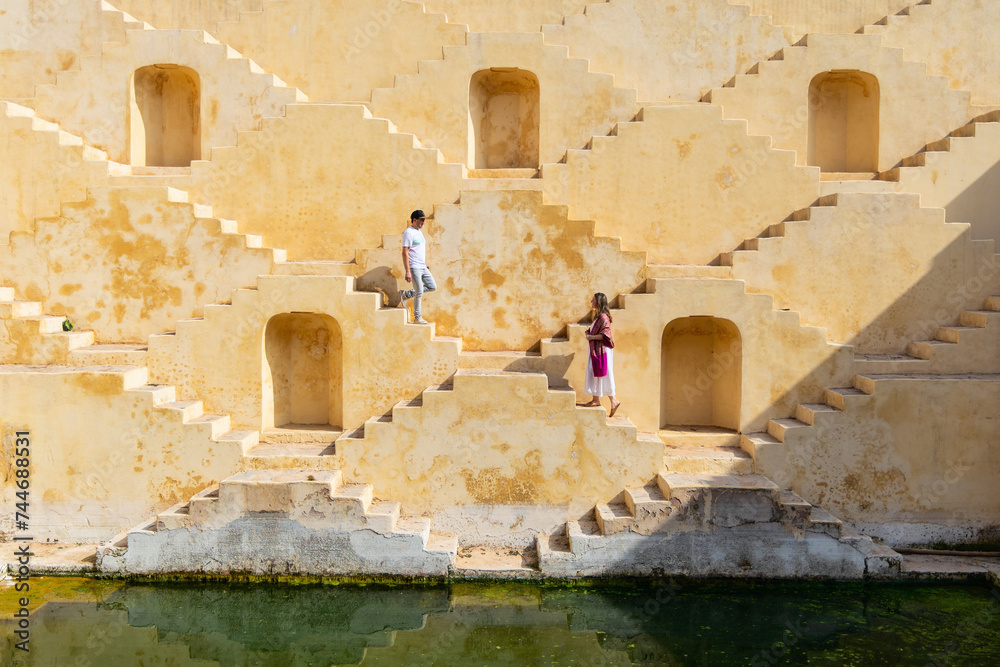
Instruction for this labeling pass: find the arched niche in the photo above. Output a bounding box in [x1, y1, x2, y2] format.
[263, 313, 343, 430]
[130, 64, 201, 167]
[468, 68, 540, 170]
[808, 70, 880, 173]
[660, 317, 742, 431]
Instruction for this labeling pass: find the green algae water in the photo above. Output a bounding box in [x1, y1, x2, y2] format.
[1, 578, 998, 666]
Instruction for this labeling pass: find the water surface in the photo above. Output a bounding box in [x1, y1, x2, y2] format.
[1, 577, 998, 665]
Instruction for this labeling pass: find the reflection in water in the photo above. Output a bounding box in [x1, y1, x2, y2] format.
[1, 579, 999, 665]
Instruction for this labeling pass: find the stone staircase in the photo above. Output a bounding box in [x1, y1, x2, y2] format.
[857, 0, 999, 108]
[702, 31, 983, 172]
[879, 110, 1000, 184]
[539, 103, 819, 265]
[537, 468, 900, 577]
[721, 192, 1000, 373]
[145, 273, 463, 432]
[0, 288, 94, 364]
[0, 101, 130, 239]
[858, 0, 932, 35]
[877, 110, 1000, 242]
[1, 185, 285, 351]
[851, 294, 1000, 375]
[98, 468, 457, 576]
[742, 370, 1000, 510]
[18, 0, 307, 163]
[367, 30, 638, 166]
[0, 362, 257, 461]
[540, 0, 791, 104]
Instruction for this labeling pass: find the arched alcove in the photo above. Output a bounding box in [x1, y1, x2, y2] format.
[468, 68, 540, 170]
[263, 313, 343, 430]
[660, 317, 742, 431]
[130, 65, 201, 167]
[808, 70, 880, 173]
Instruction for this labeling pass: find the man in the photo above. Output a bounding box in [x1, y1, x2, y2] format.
[399, 209, 436, 324]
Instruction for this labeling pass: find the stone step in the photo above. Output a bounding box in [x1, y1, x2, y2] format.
[824, 387, 870, 410]
[366, 501, 401, 533]
[794, 403, 840, 426]
[739, 432, 780, 457]
[854, 353, 929, 375]
[935, 326, 980, 343]
[272, 260, 358, 276]
[187, 414, 233, 439]
[645, 265, 734, 279]
[159, 400, 205, 422]
[68, 344, 148, 367]
[777, 490, 812, 529]
[767, 418, 809, 442]
[663, 446, 753, 475]
[452, 544, 541, 578]
[244, 442, 338, 466]
[959, 310, 1000, 328]
[259, 426, 343, 444]
[0, 300, 42, 318]
[394, 516, 432, 545]
[658, 426, 741, 449]
[657, 472, 780, 527]
[808, 506, 843, 538]
[457, 350, 545, 373]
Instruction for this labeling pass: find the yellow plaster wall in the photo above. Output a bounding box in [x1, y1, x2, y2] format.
[0, 367, 244, 542]
[175, 104, 465, 261]
[559, 278, 855, 433]
[369, 32, 638, 168]
[874, 0, 1000, 107]
[108, 0, 261, 31]
[542, 0, 792, 103]
[755, 376, 1000, 529]
[336, 371, 662, 520]
[707, 33, 974, 173]
[736, 0, 913, 36]
[213, 0, 469, 103]
[24, 25, 304, 164]
[0, 102, 117, 244]
[0, 187, 277, 344]
[0, 0, 104, 99]
[355, 190, 647, 351]
[421, 0, 591, 32]
[542, 104, 820, 265]
[728, 193, 998, 353]
[890, 117, 1000, 247]
[146, 275, 461, 431]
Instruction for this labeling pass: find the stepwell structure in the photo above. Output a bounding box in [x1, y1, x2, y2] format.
[1, 0, 997, 578]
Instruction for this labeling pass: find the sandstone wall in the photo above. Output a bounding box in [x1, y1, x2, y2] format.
[146, 275, 461, 431]
[755, 375, 1000, 544]
[0, 367, 245, 542]
[542, 0, 791, 103]
[542, 105, 820, 265]
[0, 187, 277, 343]
[728, 193, 1000, 353]
[355, 190, 647, 351]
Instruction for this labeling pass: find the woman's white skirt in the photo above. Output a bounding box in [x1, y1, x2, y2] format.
[585, 347, 616, 397]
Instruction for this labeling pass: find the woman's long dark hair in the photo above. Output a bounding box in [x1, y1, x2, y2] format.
[593, 292, 612, 323]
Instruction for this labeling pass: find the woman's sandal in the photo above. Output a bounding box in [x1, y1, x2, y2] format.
[609, 402, 621, 418]
[581, 401, 601, 407]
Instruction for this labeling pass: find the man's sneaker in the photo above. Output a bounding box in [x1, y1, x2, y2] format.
[413, 317, 429, 324]
[398, 290, 408, 308]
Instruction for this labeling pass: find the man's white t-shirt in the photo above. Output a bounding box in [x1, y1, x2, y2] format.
[402, 226, 427, 269]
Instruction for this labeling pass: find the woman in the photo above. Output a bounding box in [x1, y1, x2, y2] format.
[582, 292, 621, 417]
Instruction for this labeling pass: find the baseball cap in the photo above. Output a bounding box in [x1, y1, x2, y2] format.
[411, 209, 426, 220]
